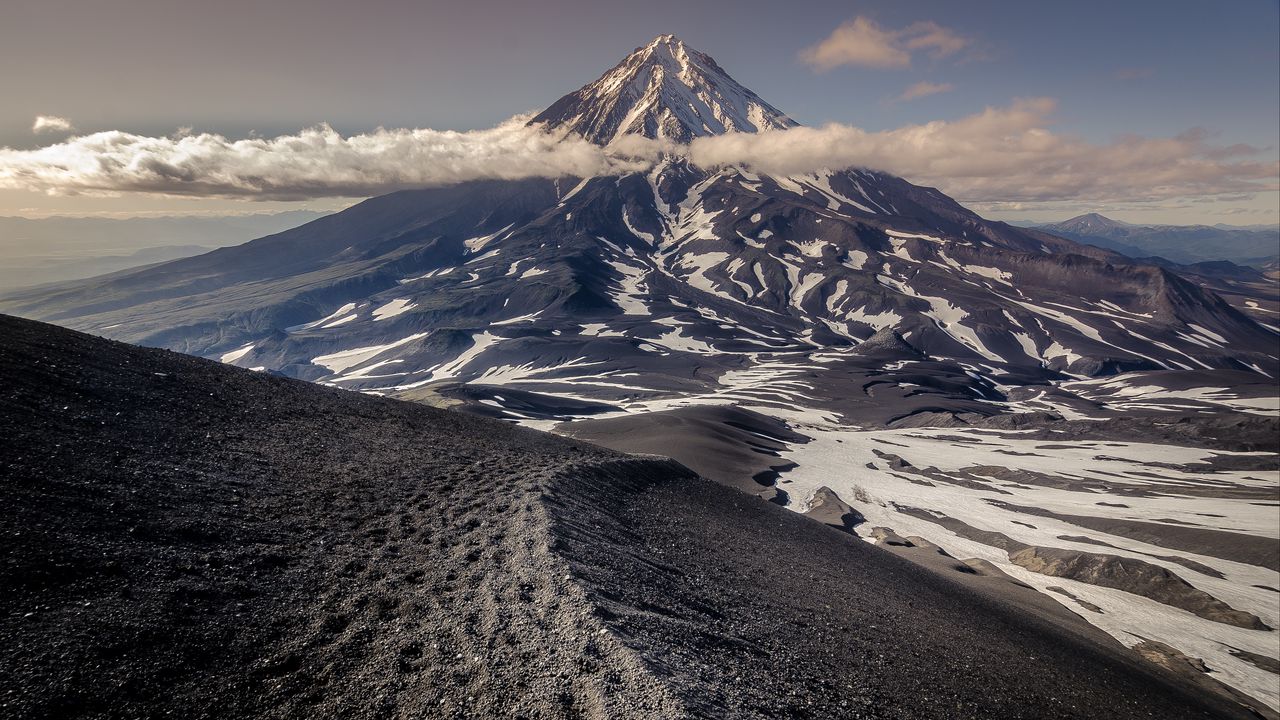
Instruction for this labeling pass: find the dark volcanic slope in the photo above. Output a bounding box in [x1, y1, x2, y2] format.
[0, 315, 683, 719]
[554, 476, 1266, 720]
[0, 315, 1257, 719]
[561, 405, 809, 501]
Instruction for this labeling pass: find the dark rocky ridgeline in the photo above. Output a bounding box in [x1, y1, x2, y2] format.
[0, 314, 683, 719]
[561, 405, 809, 502]
[0, 313, 1262, 719]
[803, 486, 866, 533]
[546, 465, 1264, 719]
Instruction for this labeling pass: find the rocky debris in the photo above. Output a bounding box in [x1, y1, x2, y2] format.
[853, 327, 926, 359]
[1010, 547, 1270, 631]
[1056, 535, 1227, 579]
[870, 527, 914, 547]
[904, 536, 948, 553]
[0, 314, 684, 719]
[1133, 641, 1279, 720]
[1227, 647, 1280, 675]
[989, 500, 1280, 571]
[969, 412, 1280, 454]
[897, 504, 1271, 632]
[802, 486, 865, 533]
[962, 558, 1013, 573]
[551, 461, 1260, 719]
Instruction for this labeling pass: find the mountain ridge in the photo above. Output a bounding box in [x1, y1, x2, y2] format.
[1039, 212, 1280, 268]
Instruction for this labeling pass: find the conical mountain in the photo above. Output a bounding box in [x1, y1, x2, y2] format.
[531, 34, 796, 144]
[1, 35, 1274, 428]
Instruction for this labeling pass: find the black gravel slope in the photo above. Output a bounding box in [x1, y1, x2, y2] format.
[0, 314, 1257, 719]
[550, 476, 1261, 719]
[0, 314, 683, 719]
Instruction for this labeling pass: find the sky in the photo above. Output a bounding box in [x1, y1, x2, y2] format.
[1, 0, 1277, 225]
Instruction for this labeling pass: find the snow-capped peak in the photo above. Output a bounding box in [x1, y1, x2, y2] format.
[530, 34, 797, 145]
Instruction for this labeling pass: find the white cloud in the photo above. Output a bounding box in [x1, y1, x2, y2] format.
[687, 99, 1279, 205]
[897, 81, 954, 101]
[0, 116, 664, 201]
[801, 17, 972, 70]
[1, 103, 1274, 209]
[32, 115, 74, 134]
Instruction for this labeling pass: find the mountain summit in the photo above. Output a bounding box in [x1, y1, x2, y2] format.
[530, 34, 797, 144]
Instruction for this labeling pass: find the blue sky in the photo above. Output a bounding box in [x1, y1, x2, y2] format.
[1, 0, 1276, 223]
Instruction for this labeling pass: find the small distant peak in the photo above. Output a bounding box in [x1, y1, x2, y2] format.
[854, 327, 925, 359]
[1057, 212, 1131, 230]
[1065, 212, 1110, 223]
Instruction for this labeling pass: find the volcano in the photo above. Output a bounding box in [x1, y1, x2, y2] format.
[2, 37, 1274, 412]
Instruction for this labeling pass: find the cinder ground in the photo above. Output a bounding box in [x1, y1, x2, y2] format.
[0, 314, 1258, 719]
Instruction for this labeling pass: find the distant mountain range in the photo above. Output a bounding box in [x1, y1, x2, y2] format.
[0, 210, 331, 291]
[1037, 213, 1279, 268]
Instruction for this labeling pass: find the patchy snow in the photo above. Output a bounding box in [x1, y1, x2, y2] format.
[1065, 375, 1280, 416]
[623, 207, 659, 246]
[219, 343, 254, 364]
[491, 310, 544, 326]
[776, 424, 1280, 710]
[372, 298, 417, 322]
[607, 256, 652, 315]
[399, 267, 455, 284]
[885, 229, 944, 243]
[653, 323, 719, 354]
[844, 250, 870, 270]
[463, 223, 515, 253]
[878, 274, 1001, 362]
[291, 303, 357, 331]
[312, 333, 429, 374]
[320, 314, 359, 329]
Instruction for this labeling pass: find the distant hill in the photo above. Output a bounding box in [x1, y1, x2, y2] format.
[0, 210, 331, 291]
[1038, 213, 1279, 268]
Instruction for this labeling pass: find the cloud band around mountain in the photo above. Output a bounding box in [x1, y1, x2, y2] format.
[1, 101, 1274, 207]
[0, 116, 655, 202]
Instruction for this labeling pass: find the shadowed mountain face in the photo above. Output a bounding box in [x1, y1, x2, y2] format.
[0, 37, 1275, 417]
